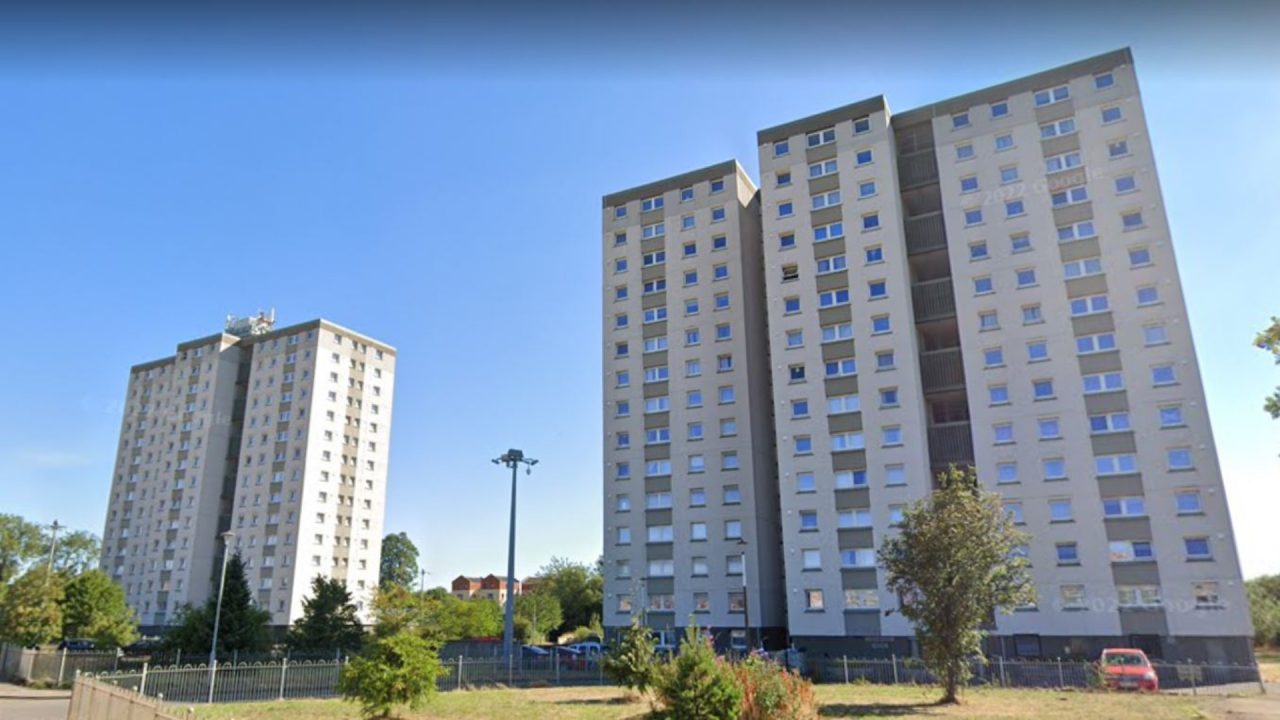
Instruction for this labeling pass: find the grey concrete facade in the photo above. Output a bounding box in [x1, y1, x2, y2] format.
[601, 49, 1253, 663]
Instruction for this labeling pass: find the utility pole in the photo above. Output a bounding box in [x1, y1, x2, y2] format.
[45, 520, 63, 577]
[208, 531, 235, 703]
[492, 449, 537, 674]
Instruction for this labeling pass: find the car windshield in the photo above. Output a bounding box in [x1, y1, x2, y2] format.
[1104, 654, 1147, 666]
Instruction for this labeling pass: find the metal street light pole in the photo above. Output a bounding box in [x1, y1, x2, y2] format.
[492, 449, 537, 674]
[208, 531, 235, 703]
[45, 520, 63, 576]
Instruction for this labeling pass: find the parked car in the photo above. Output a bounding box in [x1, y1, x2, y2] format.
[554, 646, 587, 670]
[1098, 648, 1159, 691]
[58, 639, 96, 652]
[567, 642, 603, 658]
[521, 645, 551, 658]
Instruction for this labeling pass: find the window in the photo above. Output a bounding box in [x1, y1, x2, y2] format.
[773, 139, 790, 157]
[1168, 447, 1193, 470]
[1034, 85, 1070, 106]
[1043, 458, 1067, 480]
[647, 525, 673, 543]
[680, 215, 696, 231]
[777, 201, 794, 218]
[642, 195, 664, 212]
[993, 423, 1014, 444]
[817, 254, 847, 274]
[643, 307, 667, 324]
[1045, 151, 1082, 174]
[1115, 174, 1137, 193]
[646, 460, 672, 476]
[614, 313, 628, 329]
[841, 549, 875, 568]
[688, 455, 705, 472]
[1117, 585, 1161, 608]
[794, 435, 813, 454]
[1076, 332, 1117, 354]
[832, 432, 865, 451]
[988, 384, 1009, 405]
[885, 465, 907, 486]
[719, 386, 736, 404]
[713, 264, 729, 281]
[995, 133, 1014, 150]
[880, 387, 899, 407]
[1095, 72, 1115, 89]
[1176, 489, 1203, 514]
[1039, 117, 1076, 138]
[779, 232, 796, 249]
[979, 311, 999, 330]
[1056, 543, 1079, 565]
[1109, 140, 1131, 158]
[951, 112, 970, 129]
[725, 519, 744, 539]
[1070, 294, 1109, 317]
[785, 329, 803, 348]
[614, 285, 628, 301]
[1049, 498, 1073, 522]
[862, 212, 880, 231]
[1027, 340, 1049, 361]
[614, 206, 627, 219]
[1011, 233, 1032, 253]
[807, 126, 836, 147]
[1051, 185, 1088, 207]
[1038, 417, 1061, 439]
[1063, 257, 1103, 278]
[819, 288, 850, 307]
[855, 149, 873, 165]
[1096, 454, 1138, 476]
[845, 589, 880, 609]
[1193, 581, 1221, 608]
[796, 472, 816, 493]
[685, 359, 701, 377]
[1160, 405, 1184, 427]
[616, 432, 630, 449]
[802, 548, 822, 570]
[1109, 540, 1154, 563]
[690, 522, 707, 541]
[859, 180, 876, 197]
[1089, 412, 1130, 434]
[1005, 502, 1025, 524]
[811, 190, 840, 210]
[813, 221, 844, 242]
[822, 322, 853, 343]
[1185, 537, 1212, 560]
[969, 240, 989, 260]
[1144, 324, 1168, 346]
[828, 393, 860, 414]
[1137, 285, 1160, 306]
[616, 527, 631, 545]
[964, 207, 983, 226]
[643, 250, 666, 267]
[1016, 268, 1037, 287]
[710, 179, 724, 193]
[960, 175, 979, 193]
[809, 159, 838, 178]
[1152, 364, 1177, 386]
[1057, 220, 1096, 242]
[1103, 496, 1145, 518]
[956, 143, 974, 160]
[1129, 247, 1152, 267]
[876, 350, 895, 369]
[882, 426, 903, 446]
[686, 390, 702, 408]
[1059, 584, 1087, 610]
[713, 235, 727, 250]
[984, 347, 1004, 367]
[644, 366, 669, 383]
[789, 364, 805, 382]
[1000, 165, 1019, 184]
[973, 276, 993, 294]
[688, 422, 704, 441]
[835, 470, 868, 488]
[871, 315, 891, 333]
[776, 171, 791, 187]
[825, 357, 856, 378]
[805, 589, 825, 610]
[853, 116, 871, 134]
[722, 452, 739, 470]
[990, 100, 1009, 117]
[641, 223, 665, 240]
[615, 342, 629, 358]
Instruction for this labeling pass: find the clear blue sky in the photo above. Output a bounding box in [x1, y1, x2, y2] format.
[1, 2, 1277, 583]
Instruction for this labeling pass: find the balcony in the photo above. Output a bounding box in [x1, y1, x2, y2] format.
[897, 150, 939, 189]
[905, 212, 947, 255]
[920, 348, 965, 393]
[912, 278, 956, 322]
[927, 422, 974, 465]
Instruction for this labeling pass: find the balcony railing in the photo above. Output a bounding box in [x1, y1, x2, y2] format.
[920, 348, 965, 393]
[905, 212, 947, 255]
[927, 422, 974, 464]
[912, 278, 956, 322]
[896, 150, 939, 189]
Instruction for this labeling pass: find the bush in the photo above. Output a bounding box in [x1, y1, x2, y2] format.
[651, 626, 741, 720]
[340, 631, 442, 718]
[603, 618, 658, 696]
[730, 658, 817, 720]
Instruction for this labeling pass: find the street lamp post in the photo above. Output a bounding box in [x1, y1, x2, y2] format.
[45, 520, 63, 584]
[208, 531, 235, 703]
[492, 449, 537, 674]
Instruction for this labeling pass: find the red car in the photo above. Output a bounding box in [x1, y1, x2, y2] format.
[1099, 648, 1159, 691]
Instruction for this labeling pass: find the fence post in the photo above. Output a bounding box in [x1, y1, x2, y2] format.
[1190, 663, 1197, 695]
[555, 649, 560, 684]
[891, 654, 899, 684]
[998, 655, 1006, 687]
[455, 656, 462, 691]
[842, 655, 849, 684]
[140, 662, 148, 697]
[58, 648, 68, 686]
[278, 657, 287, 701]
[1056, 658, 1064, 688]
[175, 649, 181, 668]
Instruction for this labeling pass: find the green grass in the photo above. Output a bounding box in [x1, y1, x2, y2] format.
[186, 683, 1248, 719]
[1256, 646, 1280, 683]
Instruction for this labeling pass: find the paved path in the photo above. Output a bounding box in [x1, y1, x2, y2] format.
[0, 683, 70, 720]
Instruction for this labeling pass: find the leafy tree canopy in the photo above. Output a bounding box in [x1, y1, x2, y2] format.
[62, 570, 138, 648]
[164, 554, 271, 656]
[537, 557, 603, 636]
[288, 576, 365, 653]
[514, 590, 562, 643]
[0, 566, 65, 646]
[378, 533, 419, 591]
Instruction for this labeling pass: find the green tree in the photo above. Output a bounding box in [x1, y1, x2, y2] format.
[51, 531, 101, 576]
[1256, 317, 1280, 418]
[652, 624, 741, 720]
[603, 617, 658, 696]
[369, 587, 501, 644]
[878, 466, 1035, 704]
[339, 631, 442, 719]
[165, 554, 271, 655]
[0, 514, 47, 585]
[0, 566, 65, 646]
[514, 590, 562, 643]
[62, 570, 137, 648]
[537, 557, 603, 635]
[1247, 574, 1280, 647]
[288, 576, 365, 652]
[378, 533, 419, 590]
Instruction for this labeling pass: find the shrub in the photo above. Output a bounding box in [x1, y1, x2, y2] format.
[339, 631, 442, 718]
[651, 626, 741, 720]
[603, 618, 658, 696]
[731, 657, 818, 720]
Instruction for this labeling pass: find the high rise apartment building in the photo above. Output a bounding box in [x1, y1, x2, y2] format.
[601, 48, 1252, 662]
[102, 315, 396, 629]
